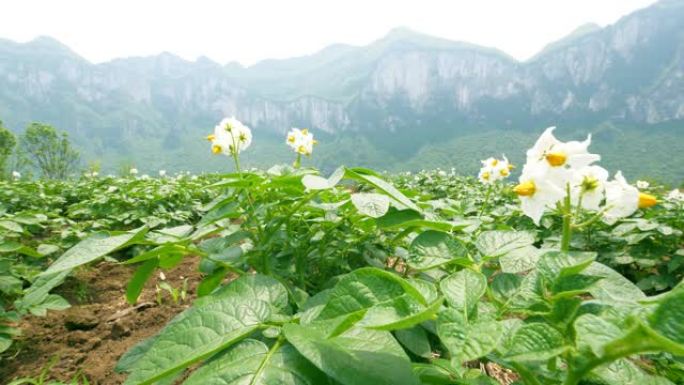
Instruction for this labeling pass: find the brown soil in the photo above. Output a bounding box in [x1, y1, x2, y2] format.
[1, 257, 203, 385]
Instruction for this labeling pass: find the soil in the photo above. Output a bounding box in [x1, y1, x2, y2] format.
[1, 257, 518, 385]
[1, 257, 203, 385]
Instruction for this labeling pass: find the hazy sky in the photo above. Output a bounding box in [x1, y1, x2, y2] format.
[0, 0, 657, 65]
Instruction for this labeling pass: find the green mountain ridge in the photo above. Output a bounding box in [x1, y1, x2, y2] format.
[0, 0, 683, 183]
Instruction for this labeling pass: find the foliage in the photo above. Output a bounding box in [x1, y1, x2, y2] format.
[0, 119, 17, 178]
[1, 165, 682, 384]
[18, 123, 80, 180]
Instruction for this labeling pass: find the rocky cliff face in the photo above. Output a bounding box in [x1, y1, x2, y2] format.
[0, 0, 682, 146]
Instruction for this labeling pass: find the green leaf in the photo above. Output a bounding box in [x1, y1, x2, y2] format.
[27, 294, 70, 316]
[15, 270, 70, 313]
[584, 262, 646, 304]
[475, 230, 535, 258]
[574, 314, 623, 356]
[589, 359, 676, 385]
[122, 275, 285, 385]
[409, 231, 470, 271]
[197, 267, 228, 297]
[502, 323, 567, 362]
[283, 324, 420, 385]
[537, 251, 596, 279]
[42, 226, 148, 276]
[0, 240, 42, 258]
[351, 193, 391, 218]
[439, 269, 486, 319]
[126, 258, 158, 304]
[345, 168, 421, 213]
[358, 296, 444, 331]
[315, 267, 427, 329]
[183, 339, 330, 385]
[649, 286, 684, 346]
[437, 308, 503, 362]
[302, 167, 345, 190]
[198, 200, 240, 227]
[394, 326, 432, 358]
[499, 246, 541, 273]
[0, 220, 23, 233]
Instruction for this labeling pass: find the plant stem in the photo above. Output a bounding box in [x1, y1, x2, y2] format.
[293, 153, 302, 169]
[560, 183, 572, 252]
[478, 184, 493, 218]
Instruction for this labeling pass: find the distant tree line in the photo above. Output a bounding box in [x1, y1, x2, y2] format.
[0, 120, 80, 180]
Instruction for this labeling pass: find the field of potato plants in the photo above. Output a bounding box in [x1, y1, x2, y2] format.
[1, 120, 683, 385]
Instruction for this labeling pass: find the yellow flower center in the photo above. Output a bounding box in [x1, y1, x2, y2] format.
[508, 164, 515, 171]
[287, 134, 296, 143]
[206, 134, 215, 142]
[491, 159, 499, 167]
[301, 128, 309, 135]
[545, 152, 567, 167]
[581, 176, 599, 192]
[482, 171, 490, 180]
[500, 168, 509, 177]
[513, 181, 536, 197]
[239, 133, 247, 143]
[211, 144, 222, 154]
[297, 145, 307, 154]
[638, 192, 657, 208]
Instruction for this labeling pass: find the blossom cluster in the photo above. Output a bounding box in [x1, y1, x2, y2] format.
[513, 127, 657, 225]
[478, 156, 513, 185]
[206, 117, 253, 156]
[207, 118, 318, 159]
[286, 128, 317, 156]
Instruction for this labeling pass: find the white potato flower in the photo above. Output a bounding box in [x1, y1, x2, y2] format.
[526, 127, 600, 183]
[12, 171, 21, 179]
[91, 171, 99, 177]
[570, 165, 609, 211]
[140, 174, 150, 180]
[636, 180, 650, 189]
[478, 156, 513, 184]
[603, 171, 642, 224]
[159, 170, 166, 177]
[129, 168, 138, 175]
[207, 117, 252, 156]
[286, 128, 317, 155]
[513, 164, 566, 225]
[666, 189, 683, 202]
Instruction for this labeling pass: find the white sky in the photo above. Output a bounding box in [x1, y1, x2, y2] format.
[0, 0, 657, 66]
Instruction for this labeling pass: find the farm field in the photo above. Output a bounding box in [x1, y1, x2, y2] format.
[0, 124, 684, 385]
[1, 124, 684, 385]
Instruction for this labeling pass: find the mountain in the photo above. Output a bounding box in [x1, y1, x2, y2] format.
[0, 0, 683, 182]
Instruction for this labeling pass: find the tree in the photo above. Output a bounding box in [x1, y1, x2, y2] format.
[19, 122, 80, 179]
[0, 119, 16, 177]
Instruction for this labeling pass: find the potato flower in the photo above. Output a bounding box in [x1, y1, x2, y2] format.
[478, 156, 513, 185]
[526, 127, 600, 184]
[513, 164, 565, 225]
[129, 168, 138, 175]
[570, 165, 609, 211]
[636, 180, 650, 189]
[286, 128, 317, 156]
[12, 171, 20, 179]
[207, 117, 252, 156]
[666, 189, 683, 202]
[159, 170, 166, 177]
[603, 171, 641, 223]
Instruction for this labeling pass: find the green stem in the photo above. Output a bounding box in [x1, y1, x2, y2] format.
[560, 183, 572, 252]
[510, 362, 544, 385]
[478, 184, 494, 218]
[293, 153, 302, 169]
